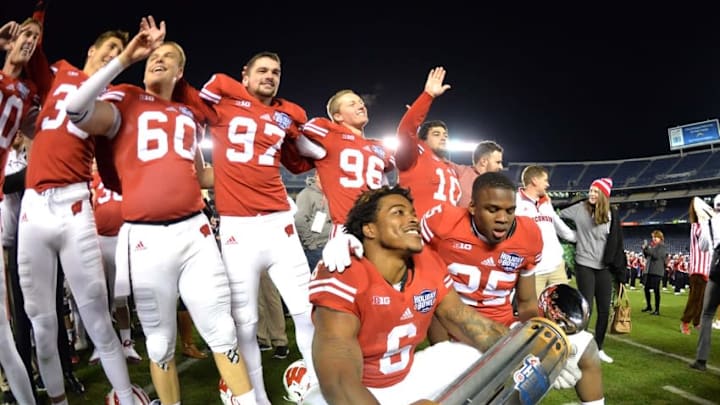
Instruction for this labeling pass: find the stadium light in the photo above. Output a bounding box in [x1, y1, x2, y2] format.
[382, 136, 477, 152]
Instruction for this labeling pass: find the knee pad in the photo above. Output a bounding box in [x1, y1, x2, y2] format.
[231, 305, 258, 329]
[78, 301, 117, 352]
[205, 313, 237, 354]
[146, 334, 174, 365]
[79, 279, 109, 306]
[31, 313, 59, 361]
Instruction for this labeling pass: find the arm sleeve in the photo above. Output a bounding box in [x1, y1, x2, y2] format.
[395, 92, 433, 171]
[295, 135, 326, 159]
[65, 58, 124, 126]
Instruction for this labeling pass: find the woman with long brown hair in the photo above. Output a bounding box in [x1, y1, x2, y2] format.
[560, 178, 626, 364]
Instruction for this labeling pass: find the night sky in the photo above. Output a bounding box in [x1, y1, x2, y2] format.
[5, 2, 720, 164]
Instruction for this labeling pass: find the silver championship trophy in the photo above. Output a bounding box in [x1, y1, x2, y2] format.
[435, 283, 590, 405]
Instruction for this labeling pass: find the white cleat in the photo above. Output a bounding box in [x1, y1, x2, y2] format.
[88, 348, 100, 365]
[123, 340, 143, 364]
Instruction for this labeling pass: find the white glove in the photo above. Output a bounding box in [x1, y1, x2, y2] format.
[552, 361, 582, 390]
[321, 233, 364, 273]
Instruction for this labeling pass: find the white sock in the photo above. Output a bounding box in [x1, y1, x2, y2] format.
[582, 400, 605, 405]
[115, 387, 133, 405]
[232, 389, 256, 405]
[120, 328, 132, 342]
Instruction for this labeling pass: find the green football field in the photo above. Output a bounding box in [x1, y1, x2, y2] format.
[43, 283, 720, 404]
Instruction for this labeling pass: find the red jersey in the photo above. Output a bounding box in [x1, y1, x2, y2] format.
[199, 73, 308, 216]
[0, 72, 38, 199]
[26, 60, 96, 192]
[420, 204, 543, 326]
[301, 117, 394, 224]
[395, 92, 460, 217]
[100, 84, 204, 222]
[309, 249, 452, 388]
[91, 171, 123, 236]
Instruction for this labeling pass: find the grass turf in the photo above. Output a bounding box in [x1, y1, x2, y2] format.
[48, 283, 720, 404]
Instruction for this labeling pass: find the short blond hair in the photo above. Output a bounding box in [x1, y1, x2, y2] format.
[326, 89, 356, 121]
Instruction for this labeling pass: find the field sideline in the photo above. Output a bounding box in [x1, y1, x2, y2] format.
[53, 283, 720, 404]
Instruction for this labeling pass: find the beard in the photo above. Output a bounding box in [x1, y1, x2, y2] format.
[432, 147, 449, 160]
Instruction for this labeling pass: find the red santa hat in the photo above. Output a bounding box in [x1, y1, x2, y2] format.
[591, 178, 613, 198]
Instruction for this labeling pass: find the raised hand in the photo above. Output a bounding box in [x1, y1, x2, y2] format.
[424, 66, 452, 98]
[0, 21, 20, 50]
[139, 15, 166, 49]
[119, 15, 167, 66]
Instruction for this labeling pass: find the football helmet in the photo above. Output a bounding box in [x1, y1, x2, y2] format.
[283, 359, 313, 403]
[105, 384, 151, 405]
[219, 378, 232, 405]
[538, 283, 590, 335]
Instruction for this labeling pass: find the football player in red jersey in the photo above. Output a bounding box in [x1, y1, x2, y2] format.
[421, 173, 604, 404]
[301, 90, 395, 234]
[395, 67, 461, 218]
[17, 6, 137, 403]
[307, 186, 507, 404]
[0, 17, 41, 405]
[420, 172, 542, 330]
[66, 18, 255, 405]
[89, 163, 142, 365]
[452, 140, 504, 208]
[322, 174, 605, 403]
[198, 52, 318, 405]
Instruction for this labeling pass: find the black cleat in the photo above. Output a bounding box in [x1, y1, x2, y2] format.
[64, 371, 85, 394]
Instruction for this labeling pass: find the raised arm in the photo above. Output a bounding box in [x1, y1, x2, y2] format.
[25, 0, 52, 103]
[433, 289, 508, 351]
[395, 67, 451, 171]
[312, 306, 380, 405]
[65, 16, 166, 135]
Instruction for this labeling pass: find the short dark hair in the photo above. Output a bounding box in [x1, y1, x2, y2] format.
[418, 120, 447, 141]
[472, 140, 503, 166]
[345, 186, 414, 242]
[471, 172, 515, 202]
[93, 30, 130, 48]
[245, 51, 281, 71]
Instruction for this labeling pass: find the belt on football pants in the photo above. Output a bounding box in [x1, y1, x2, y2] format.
[125, 210, 203, 226]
